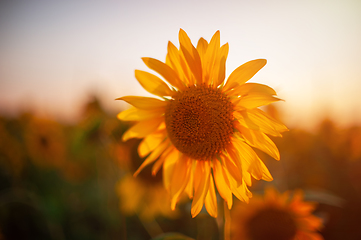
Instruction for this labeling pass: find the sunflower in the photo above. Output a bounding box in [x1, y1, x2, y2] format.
[117, 29, 288, 218]
[231, 187, 324, 240]
[116, 174, 178, 221]
[25, 116, 67, 169]
[116, 139, 178, 220]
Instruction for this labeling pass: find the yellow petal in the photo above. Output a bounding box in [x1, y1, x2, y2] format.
[231, 82, 277, 97]
[252, 108, 289, 133]
[236, 93, 282, 109]
[116, 96, 167, 110]
[179, 51, 195, 85]
[213, 160, 233, 209]
[226, 146, 244, 180]
[142, 57, 183, 90]
[122, 117, 163, 141]
[152, 146, 175, 176]
[225, 170, 251, 203]
[191, 161, 211, 217]
[135, 70, 174, 97]
[168, 43, 193, 86]
[223, 154, 243, 187]
[223, 59, 267, 91]
[180, 44, 203, 84]
[242, 171, 253, 187]
[234, 181, 252, 202]
[163, 148, 179, 191]
[196, 37, 208, 73]
[233, 139, 263, 180]
[133, 138, 170, 177]
[203, 30, 220, 85]
[170, 155, 191, 210]
[238, 125, 280, 160]
[205, 174, 218, 218]
[166, 41, 185, 85]
[179, 29, 194, 54]
[212, 43, 229, 87]
[234, 110, 260, 131]
[117, 107, 164, 121]
[138, 128, 167, 157]
[259, 160, 273, 181]
[179, 29, 203, 84]
[184, 160, 196, 199]
[244, 109, 283, 137]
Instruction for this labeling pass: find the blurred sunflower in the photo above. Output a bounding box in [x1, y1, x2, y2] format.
[116, 174, 177, 221]
[25, 116, 66, 169]
[231, 187, 323, 240]
[116, 139, 178, 220]
[117, 29, 287, 217]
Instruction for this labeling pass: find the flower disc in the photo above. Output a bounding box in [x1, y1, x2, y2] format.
[246, 208, 297, 240]
[165, 85, 234, 160]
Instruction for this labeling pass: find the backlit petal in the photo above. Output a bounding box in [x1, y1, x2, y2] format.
[230, 82, 276, 97]
[184, 160, 196, 199]
[138, 128, 167, 158]
[163, 148, 179, 191]
[238, 125, 280, 160]
[205, 174, 218, 218]
[179, 29, 203, 84]
[213, 43, 229, 87]
[135, 70, 174, 97]
[122, 117, 163, 141]
[251, 108, 289, 133]
[226, 146, 243, 181]
[133, 138, 170, 177]
[203, 30, 220, 85]
[244, 109, 284, 137]
[116, 96, 167, 110]
[179, 50, 194, 85]
[213, 160, 233, 209]
[152, 146, 175, 176]
[226, 170, 251, 203]
[117, 107, 163, 121]
[259, 160, 273, 181]
[170, 155, 191, 210]
[236, 93, 282, 109]
[196, 37, 208, 71]
[142, 57, 183, 90]
[234, 110, 260, 131]
[180, 44, 203, 84]
[223, 154, 243, 186]
[166, 41, 187, 87]
[191, 161, 211, 217]
[223, 59, 267, 91]
[233, 139, 263, 180]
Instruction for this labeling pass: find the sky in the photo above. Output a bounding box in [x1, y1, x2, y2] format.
[0, 0, 360, 130]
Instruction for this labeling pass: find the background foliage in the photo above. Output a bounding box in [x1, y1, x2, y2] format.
[0, 96, 360, 240]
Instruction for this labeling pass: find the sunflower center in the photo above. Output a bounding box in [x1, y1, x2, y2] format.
[246, 208, 297, 240]
[165, 85, 234, 160]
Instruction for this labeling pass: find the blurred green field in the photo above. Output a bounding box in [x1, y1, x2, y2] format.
[0, 96, 360, 240]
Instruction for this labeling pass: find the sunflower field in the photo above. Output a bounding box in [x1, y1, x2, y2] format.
[0, 92, 360, 240]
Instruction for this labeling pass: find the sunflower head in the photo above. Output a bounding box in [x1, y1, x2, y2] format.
[231, 187, 324, 240]
[165, 84, 234, 160]
[25, 116, 66, 169]
[117, 29, 288, 218]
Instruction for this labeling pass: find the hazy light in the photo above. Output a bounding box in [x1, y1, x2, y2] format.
[0, 0, 360, 129]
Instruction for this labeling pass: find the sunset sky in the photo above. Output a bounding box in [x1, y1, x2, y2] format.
[0, 0, 360, 130]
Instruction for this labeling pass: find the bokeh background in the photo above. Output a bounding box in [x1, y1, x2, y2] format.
[0, 0, 360, 239]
